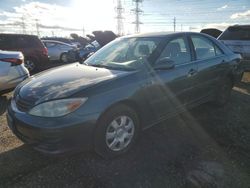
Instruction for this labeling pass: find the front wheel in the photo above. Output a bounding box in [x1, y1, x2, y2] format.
[94, 104, 140, 159]
[213, 77, 233, 106]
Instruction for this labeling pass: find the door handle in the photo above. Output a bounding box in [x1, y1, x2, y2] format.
[187, 69, 197, 77]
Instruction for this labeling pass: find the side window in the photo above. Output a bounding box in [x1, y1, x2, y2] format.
[158, 37, 191, 65]
[46, 42, 56, 48]
[191, 36, 216, 60]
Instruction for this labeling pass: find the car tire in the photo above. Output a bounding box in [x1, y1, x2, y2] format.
[213, 77, 233, 106]
[94, 104, 140, 159]
[0, 96, 8, 115]
[24, 59, 37, 72]
[60, 53, 68, 63]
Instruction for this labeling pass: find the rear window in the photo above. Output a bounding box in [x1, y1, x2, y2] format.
[14, 36, 43, 48]
[219, 26, 250, 40]
[0, 35, 9, 49]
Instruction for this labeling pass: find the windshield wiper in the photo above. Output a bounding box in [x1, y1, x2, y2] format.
[90, 64, 111, 68]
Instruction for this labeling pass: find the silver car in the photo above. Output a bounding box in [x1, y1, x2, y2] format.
[0, 50, 29, 94]
[218, 25, 250, 71]
[42, 40, 77, 63]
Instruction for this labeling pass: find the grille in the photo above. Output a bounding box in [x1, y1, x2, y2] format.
[15, 95, 34, 112]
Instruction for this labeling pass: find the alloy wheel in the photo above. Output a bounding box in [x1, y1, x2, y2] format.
[105, 115, 135, 152]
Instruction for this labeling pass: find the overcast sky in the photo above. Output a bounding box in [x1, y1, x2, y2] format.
[0, 0, 249, 37]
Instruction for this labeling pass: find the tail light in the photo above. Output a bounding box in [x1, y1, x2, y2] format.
[42, 47, 48, 56]
[1, 58, 23, 65]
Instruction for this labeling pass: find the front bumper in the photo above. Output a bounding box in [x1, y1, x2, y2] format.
[7, 100, 100, 154]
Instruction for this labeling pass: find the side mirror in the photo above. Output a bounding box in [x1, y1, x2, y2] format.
[154, 58, 175, 70]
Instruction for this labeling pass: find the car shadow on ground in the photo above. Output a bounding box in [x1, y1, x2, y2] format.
[0, 82, 250, 188]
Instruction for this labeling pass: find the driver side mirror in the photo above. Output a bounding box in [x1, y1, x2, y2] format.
[154, 58, 175, 70]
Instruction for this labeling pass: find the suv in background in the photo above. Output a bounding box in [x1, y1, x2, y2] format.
[0, 34, 49, 72]
[218, 25, 250, 71]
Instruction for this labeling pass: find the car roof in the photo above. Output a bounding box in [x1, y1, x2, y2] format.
[123, 31, 208, 38]
[42, 40, 73, 46]
[0, 33, 38, 38]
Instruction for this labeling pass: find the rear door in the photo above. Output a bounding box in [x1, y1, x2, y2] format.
[189, 34, 227, 100]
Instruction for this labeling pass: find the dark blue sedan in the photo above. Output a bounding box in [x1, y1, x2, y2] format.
[7, 32, 242, 158]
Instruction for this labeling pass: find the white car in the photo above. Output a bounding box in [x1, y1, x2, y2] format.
[0, 50, 29, 94]
[0, 50, 29, 114]
[42, 40, 77, 63]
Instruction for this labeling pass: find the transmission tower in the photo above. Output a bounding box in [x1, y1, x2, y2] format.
[115, 0, 124, 36]
[131, 0, 143, 33]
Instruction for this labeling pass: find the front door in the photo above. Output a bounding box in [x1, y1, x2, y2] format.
[145, 35, 199, 120]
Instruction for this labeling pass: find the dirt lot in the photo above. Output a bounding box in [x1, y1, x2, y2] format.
[0, 73, 250, 188]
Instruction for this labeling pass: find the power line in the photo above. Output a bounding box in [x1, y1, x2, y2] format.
[131, 0, 143, 33]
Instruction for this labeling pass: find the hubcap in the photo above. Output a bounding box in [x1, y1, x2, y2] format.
[105, 116, 135, 152]
[24, 60, 35, 71]
[61, 54, 67, 63]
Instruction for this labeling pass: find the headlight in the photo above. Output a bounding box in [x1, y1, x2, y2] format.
[28, 98, 87, 117]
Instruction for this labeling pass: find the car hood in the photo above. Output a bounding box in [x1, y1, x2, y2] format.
[18, 63, 132, 104]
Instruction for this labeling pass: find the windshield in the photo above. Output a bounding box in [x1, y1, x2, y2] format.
[219, 26, 250, 40]
[85, 37, 162, 70]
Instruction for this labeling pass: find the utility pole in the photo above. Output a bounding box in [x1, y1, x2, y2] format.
[115, 0, 124, 36]
[131, 0, 143, 33]
[82, 26, 85, 37]
[21, 15, 26, 34]
[181, 24, 183, 31]
[173, 17, 176, 32]
[35, 19, 40, 37]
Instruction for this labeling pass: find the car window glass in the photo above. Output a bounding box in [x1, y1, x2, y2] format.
[0, 36, 9, 49]
[191, 36, 216, 60]
[45, 42, 56, 48]
[85, 37, 162, 70]
[219, 26, 250, 40]
[158, 37, 191, 65]
[15, 37, 30, 48]
[134, 41, 157, 58]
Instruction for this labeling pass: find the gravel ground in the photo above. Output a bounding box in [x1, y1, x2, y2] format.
[0, 73, 250, 188]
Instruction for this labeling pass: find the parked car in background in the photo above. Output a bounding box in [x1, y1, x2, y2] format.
[218, 25, 250, 71]
[41, 37, 80, 47]
[0, 34, 49, 72]
[7, 32, 242, 158]
[42, 40, 77, 63]
[200, 28, 222, 38]
[0, 50, 29, 114]
[67, 41, 100, 62]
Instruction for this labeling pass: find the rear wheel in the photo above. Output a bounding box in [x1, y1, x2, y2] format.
[24, 59, 36, 72]
[213, 77, 233, 106]
[94, 104, 140, 159]
[60, 53, 68, 63]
